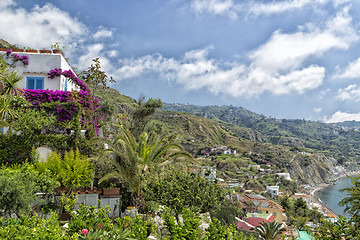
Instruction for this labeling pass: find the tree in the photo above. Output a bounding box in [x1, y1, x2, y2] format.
[79, 58, 115, 96]
[252, 221, 286, 240]
[129, 96, 163, 138]
[98, 124, 192, 207]
[0, 164, 58, 218]
[339, 175, 360, 224]
[0, 70, 23, 96]
[144, 166, 225, 218]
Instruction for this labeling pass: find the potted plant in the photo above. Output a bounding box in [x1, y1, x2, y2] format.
[52, 49, 61, 54]
[11, 48, 24, 52]
[102, 184, 121, 196]
[40, 49, 52, 53]
[26, 49, 38, 53]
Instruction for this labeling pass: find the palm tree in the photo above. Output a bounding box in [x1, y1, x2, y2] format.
[0, 70, 23, 96]
[98, 123, 193, 207]
[253, 221, 286, 240]
[0, 96, 18, 122]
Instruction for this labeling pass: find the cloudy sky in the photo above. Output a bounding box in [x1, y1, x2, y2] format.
[2, 0, 360, 122]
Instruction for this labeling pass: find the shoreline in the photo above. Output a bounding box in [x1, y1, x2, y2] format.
[307, 171, 360, 218]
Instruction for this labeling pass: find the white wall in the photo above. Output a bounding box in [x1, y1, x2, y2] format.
[1, 51, 79, 91]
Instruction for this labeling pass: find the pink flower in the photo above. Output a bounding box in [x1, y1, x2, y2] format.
[81, 229, 88, 235]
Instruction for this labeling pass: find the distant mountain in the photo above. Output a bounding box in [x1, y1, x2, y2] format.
[162, 103, 360, 165]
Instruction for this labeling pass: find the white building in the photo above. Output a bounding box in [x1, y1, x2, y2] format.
[266, 186, 279, 198]
[1, 49, 79, 92]
[276, 173, 291, 181]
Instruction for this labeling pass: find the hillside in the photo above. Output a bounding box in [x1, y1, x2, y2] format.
[93, 88, 334, 185]
[162, 103, 360, 166]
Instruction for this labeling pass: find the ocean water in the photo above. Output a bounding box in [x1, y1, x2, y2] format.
[318, 177, 354, 217]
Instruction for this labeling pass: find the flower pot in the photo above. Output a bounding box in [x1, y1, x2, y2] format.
[52, 49, 61, 54]
[11, 49, 24, 52]
[102, 188, 120, 196]
[40, 50, 52, 54]
[26, 49, 38, 53]
[0, 48, 9, 52]
[125, 206, 137, 218]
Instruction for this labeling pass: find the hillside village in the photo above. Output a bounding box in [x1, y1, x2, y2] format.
[0, 42, 360, 240]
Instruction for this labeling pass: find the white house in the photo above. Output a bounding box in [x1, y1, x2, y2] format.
[1, 49, 79, 92]
[276, 173, 291, 181]
[266, 186, 279, 198]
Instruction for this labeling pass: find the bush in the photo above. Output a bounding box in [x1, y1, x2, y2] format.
[0, 213, 74, 240]
[67, 204, 114, 235]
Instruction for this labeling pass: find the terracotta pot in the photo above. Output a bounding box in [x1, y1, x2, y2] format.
[39, 50, 51, 53]
[0, 48, 9, 52]
[25, 49, 38, 53]
[11, 49, 24, 52]
[52, 49, 61, 54]
[102, 188, 120, 196]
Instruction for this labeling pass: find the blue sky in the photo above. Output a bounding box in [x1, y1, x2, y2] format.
[2, 0, 360, 122]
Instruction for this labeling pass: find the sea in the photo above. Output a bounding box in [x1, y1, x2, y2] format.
[318, 176, 355, 217]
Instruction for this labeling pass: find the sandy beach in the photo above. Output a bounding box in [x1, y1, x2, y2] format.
[306, 171, 360, 218]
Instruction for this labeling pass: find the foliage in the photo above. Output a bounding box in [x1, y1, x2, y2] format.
[161, 207, 249, 240]
[210, 201, 244, 226]
[252, 221, 286, 240]
[0, 133, 33, 165]
[279, 195, 322, 224]
[144, 166, 225, 217]
[205, 217, 253, 240]
[0, 163, 58, 217]
[67, 204, 114, 235]
[313, 217, 359, 240]
[116, 215, 156, 240]
[79, 58, 115, 96]
[129, 97, 163, 137]
[162, 207, 203, 240]
[0, 213, 74, 240]
[339, 175, 360, 224]
[37, 149, 93, 190]
[98, 124, 192, 207]
[11, 108, 56, 135]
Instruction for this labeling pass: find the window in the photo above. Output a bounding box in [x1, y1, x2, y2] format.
[27, 77, 44, 90]
[64, 79, 68, 91]
[273, 212, 277, 216]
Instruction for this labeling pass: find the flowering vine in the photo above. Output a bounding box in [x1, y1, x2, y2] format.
[5, 49, 29, 66]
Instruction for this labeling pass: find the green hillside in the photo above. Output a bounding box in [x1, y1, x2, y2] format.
[162, 103, 360, 165]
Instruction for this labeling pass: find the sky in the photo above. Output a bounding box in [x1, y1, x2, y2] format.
[2, 0, 360, 122]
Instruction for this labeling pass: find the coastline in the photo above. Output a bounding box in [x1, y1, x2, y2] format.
[307, 171, 360, 218]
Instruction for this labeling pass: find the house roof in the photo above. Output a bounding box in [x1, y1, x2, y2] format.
[246, 217, 268, 227]
[245, 194, 268, 200]
[267, 215, 276, 222]
[236, 220, 254, 231]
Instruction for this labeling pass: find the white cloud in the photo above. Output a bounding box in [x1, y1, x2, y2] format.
[0, 2, 87, 49]
[334, 57, 360, 79]
[249, 0, 328, 16]
[250, 7, 357, 73]
[191, 0, 330, 18]
[111, 9, 356, 98]
[337, 84, 360, 102]
[324, 111, 360, 123]
[93, 27, 113, 40]
[191, 0, 237, 18]
[314, 108, 322, 113]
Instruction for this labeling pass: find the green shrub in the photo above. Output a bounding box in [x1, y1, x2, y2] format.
[68, 204, 113, 235]
[0, 213, 75, 240]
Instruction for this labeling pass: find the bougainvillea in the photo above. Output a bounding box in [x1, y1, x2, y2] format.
[4, 49, 29, 66]
[20, 67, 102, 133]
